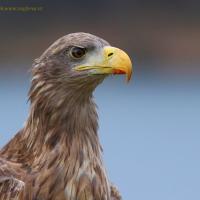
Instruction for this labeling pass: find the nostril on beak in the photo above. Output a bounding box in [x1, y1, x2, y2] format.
[108, 52, 114, 57]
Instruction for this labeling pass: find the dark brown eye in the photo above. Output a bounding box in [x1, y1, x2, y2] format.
[70, 46, 86, 59]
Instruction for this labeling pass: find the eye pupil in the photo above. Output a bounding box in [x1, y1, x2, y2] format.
[71, 47, 86, 58]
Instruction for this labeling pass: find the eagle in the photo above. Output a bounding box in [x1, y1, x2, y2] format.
[0, 32, 132, 200]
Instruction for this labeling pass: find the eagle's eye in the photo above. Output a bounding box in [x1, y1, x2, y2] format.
[70, 46, 86, 59]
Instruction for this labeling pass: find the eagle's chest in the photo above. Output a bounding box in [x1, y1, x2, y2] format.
[63, 159, 110, 200]
[33, 158, 110, 200]
[32, 134, 111, 200]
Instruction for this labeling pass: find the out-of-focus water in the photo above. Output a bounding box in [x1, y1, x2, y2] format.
[0, 69, 200, 200]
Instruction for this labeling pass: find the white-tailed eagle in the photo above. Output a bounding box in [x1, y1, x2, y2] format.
[0, 32, 132, 200]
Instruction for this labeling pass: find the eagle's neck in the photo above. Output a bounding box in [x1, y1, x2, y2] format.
[1, 76, 103, 163]
[26, 89, 101, 160]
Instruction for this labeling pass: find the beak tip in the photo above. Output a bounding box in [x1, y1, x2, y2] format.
[126, 72, 132, 82]
[126, 63, 133, 83]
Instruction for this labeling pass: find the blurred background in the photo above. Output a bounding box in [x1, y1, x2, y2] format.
[0, 1, 200, 199]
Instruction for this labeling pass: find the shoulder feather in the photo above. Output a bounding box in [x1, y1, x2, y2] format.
[0, 159, 25, 200]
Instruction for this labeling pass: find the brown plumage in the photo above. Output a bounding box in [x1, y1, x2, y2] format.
[0, 32, 132, 200]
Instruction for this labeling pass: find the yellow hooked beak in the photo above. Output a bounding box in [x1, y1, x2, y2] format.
[74, 46, 133, 82]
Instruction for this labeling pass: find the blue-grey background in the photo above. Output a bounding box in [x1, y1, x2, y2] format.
[0, 1, 200, 200]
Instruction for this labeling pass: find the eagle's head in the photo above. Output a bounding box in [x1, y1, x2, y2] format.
[30, 32, 132, 108]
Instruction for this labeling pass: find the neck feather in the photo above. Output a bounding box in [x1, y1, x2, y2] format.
[27, 94, 99, 147]
[1, 76, 103, 164]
